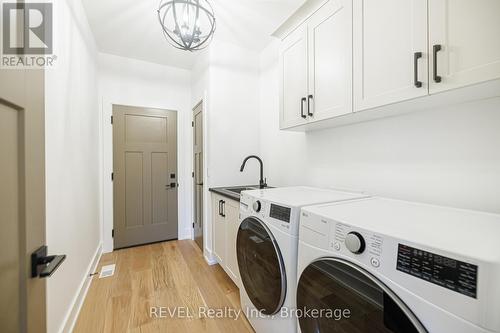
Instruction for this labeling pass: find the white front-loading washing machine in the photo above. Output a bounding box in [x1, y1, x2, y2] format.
[297, 197, 500, 333]
[236, 187, 369, 333]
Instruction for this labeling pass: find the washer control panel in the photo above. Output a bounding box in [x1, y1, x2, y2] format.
[269, 204, 291, 223]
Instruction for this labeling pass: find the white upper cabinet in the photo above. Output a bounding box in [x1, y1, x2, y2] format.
[279, 0, 352, 129]
[308, 0, 352, 121]
[353, 0, 428, 111]
[279, 25, 308, 129]
[276, 0, 500, 131]
[429, 0, 500, 93]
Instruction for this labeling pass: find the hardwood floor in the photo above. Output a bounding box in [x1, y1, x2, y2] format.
[74, 240, 254, 333]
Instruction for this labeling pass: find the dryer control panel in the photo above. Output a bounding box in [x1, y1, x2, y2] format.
[397, 244, 478, 298]
[331, 222, 384, 269]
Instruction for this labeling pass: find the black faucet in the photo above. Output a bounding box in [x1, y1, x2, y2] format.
[240, 155, 267, 189]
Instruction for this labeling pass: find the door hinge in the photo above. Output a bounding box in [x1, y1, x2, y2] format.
[111, 172, 114, 181]
[192, 222, 195, 228]
[192, 171, 194, 178]
[111, 115, 113, 124]
[112, 229, 114, 238]
[191, 121, 194, 127]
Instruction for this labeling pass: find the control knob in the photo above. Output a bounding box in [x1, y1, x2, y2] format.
[345, 232, 365, 254]
[253, 200, 261, 212]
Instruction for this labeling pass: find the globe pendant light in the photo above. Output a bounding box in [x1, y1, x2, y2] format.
[158, 0, 216, 52]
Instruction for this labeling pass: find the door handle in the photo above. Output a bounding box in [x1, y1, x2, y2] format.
[307, 95, 314, 116]
[31, 246, 66, 278]
[414, 52, 422, 88]
[300, 97, 307, 119]
[196, 183, 204, 186]
[433, 44, 442, 83]
[218, 200, 223, 216]
[221, 200, 226, 217]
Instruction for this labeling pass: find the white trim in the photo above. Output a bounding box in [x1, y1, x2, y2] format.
[60, 244, 102, 333]
[204, 249, 217, 266]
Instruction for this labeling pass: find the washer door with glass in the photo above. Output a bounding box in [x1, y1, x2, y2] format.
[236, 216, 286, 315]
[297, 258, 427, 333]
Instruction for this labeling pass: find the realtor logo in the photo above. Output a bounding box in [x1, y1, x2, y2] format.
[1, 1, 55, 67]
[2, 2, 52, 54]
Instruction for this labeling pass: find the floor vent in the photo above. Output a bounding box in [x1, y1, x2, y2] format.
[99, 264, 116, 279]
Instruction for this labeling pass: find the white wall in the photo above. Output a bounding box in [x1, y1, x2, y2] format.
[98, 53, 193, 253]
[45, 0, 100, 332]
[259, 41, 500, 214]
[194, 40, 262, 262]
[207, 40, 262, 187]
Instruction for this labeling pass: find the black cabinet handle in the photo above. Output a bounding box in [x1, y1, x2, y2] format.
[433, 44, 442, 83]
[221, 200, 226, 217]
[300, 97, 307, 119]
[218, 200, 223, 216]
[307, 94, 314, 116]
[414, 52, 422, 88]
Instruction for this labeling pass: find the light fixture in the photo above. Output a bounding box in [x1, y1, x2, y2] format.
[158, 0, 216, 52]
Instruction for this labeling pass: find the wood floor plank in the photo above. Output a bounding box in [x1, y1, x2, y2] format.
[74, 240, 254, 333]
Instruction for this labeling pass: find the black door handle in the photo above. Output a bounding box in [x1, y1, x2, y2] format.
[307, 94, 314, 116]
[414, 52, 422, 88]
[433, 44, 442, 83]
[300, 97, 307, 119]
[218, 200, 223, 216]
[31, 246, 66, 278]
[221, 201, 226, 217]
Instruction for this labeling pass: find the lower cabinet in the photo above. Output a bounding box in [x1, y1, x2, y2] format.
[211, 194, 241, 287]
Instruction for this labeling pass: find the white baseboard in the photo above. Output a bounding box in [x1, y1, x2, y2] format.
[204, 248, 217, 266]
[61, 244, 102, 333]
[178, 227, 193, 240]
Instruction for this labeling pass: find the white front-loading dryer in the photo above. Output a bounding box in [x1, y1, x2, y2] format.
[236, 187, 369, 333]
[297, 197, 500, 333]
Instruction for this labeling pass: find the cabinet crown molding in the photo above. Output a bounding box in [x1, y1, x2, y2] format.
[272, 0, 329, 40]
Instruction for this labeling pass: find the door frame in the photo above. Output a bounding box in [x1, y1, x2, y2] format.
[0, 68, 47, 331]
[192, 100, 204, 250]
[100, 100, 183, 253]
[190, 99, 215, 264]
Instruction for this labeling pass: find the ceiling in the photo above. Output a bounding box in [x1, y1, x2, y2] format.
[82, 0, 305, 69]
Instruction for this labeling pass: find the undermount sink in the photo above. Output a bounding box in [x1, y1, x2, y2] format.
[226, 186, 258, 194]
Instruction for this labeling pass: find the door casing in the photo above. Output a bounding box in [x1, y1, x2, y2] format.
[192, 101, 204, 250]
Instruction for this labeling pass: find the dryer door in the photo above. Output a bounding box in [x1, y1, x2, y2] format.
[297, 258, 427, 333]
[236, 216, 286, 315]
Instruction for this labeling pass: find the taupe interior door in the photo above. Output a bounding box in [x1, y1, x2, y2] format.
[113, 105, 178, 249]
[0, 68, 47, 331]
[193, 102, 204, 250]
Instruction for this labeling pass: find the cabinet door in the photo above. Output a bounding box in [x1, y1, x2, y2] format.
[224, 200, 241, 286]
[212, 196, 225, 264]
[279, 25, 309, 129]
[429, 0, 500, 93]
[353, 0, 428, 111]
[308, 0, 353, 121]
